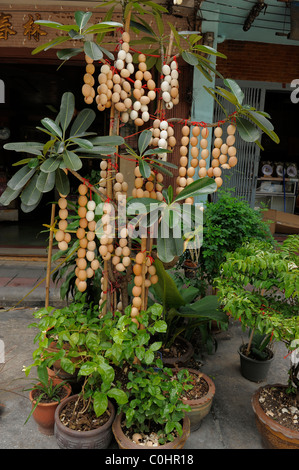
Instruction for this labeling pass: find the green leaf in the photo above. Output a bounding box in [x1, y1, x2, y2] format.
[107, 388, 128, 405]
[93, 391, 108, 417]
[223, 79, 244, 105]
[28, 158, 40, 169]
[4, 142, 43, 155]
[21, 173, 42, 206]
[138, 130, 152, 155]
[174, 177, 217, 202]
[235, 116, 261, 143]
[36, 170, 55, 193]
[31, 36, 71, 55]
[0, 186, 22, 206]
[40, 157, 61, 173]
[130, 19, 155, 36]
[75, 10, 92, 30]
[139, 159, 151, 179]
[182, 51, 198, 66]
[7, 165, 36, 191]
[62, 150, 83, 171]
[84, 41, 103, 61]
[78, 362, 97, 376]
[70, 108, 96, 136]
[60, 357, 76, 374]
[41, 118, 62, 139]
[57, 92, 75, 134]
[153, 259, 186, 310]
[55, 169, 70, 196]
[56, 48, 83, 61]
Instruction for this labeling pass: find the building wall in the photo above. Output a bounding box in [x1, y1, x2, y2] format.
[217, 40, 299, 85]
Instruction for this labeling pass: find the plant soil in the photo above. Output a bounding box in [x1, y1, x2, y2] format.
[240, 344, 273, 361]
[162, 338, 189, 359]
[172, 370, 209, 401]
[59, 396, 110, 432]
[32, 385, 68, 404]
[258, 386, 299, 432]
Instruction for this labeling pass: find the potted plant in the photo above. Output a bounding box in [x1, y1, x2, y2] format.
[169, 368, 216, 433]
[112, 363, 191, 449]
[216, 236, 298, 384]
[24, 363, 72, 436]
[150, 259, 228, 367]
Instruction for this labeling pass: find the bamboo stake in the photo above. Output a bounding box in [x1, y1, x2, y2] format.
[45, 204, 56, 308]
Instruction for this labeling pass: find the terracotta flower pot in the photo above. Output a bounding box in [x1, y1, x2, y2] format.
[180, 368, 215, 432]
[29, 378, 72, 436]
[112, 412, 190, 449]
[54, 394, 115, 449]
[252, 384, 299, 449]
[46, 341, 80, 381]
[162, 336, 194, 368]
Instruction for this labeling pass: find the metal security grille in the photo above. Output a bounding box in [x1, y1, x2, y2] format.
[212, 84, 265, 207]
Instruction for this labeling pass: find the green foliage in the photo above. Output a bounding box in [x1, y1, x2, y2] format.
[199, 187, 274, 284]
[204, 79, 280, 147]
[25, 301, 167, 418]
[23, 363, 67, 424]
[215, 236, 299, 351]
[150, 259, 228, 348]
[117, 365, 191, 442]
[0, 92, 123, 212]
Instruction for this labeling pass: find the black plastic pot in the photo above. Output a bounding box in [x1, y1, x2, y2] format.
[238, 345, 274, 383]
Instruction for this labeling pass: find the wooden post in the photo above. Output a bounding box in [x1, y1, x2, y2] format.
[45, 204, 56, 308]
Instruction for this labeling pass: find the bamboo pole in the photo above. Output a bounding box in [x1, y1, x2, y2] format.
[45, 203, 56, 308]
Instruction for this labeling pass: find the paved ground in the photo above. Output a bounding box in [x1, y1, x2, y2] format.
[0, 304, 292, 450]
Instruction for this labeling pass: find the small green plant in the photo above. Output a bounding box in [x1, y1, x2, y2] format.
[198, 186, 274, 284]
[215, 235, 299, 400]
[23, 363, 67, 424]
[150, 259, 228, 349]
[117, 365, 191, 444]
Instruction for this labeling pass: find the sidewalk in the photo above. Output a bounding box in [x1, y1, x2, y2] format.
[0, 306, 291, 450]
[0, 255, 65, 309]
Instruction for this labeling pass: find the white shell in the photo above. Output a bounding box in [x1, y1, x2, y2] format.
[162, 64, 171, 76]
[164, 75, 172, 83]
[130, 110, 138, 120]
[162, 91, 171, 103]
[86, 210, 95, 222]
[125, 52, 133, 63]
[140, 104, 148, 112]
[158, 138, 168, 149]
[161, 80, 170, 92]
[117, 50, 127, 61]
[160, 120, 169, 130]
[115, 59, 124, 70]
[170, 60, 178, 70]
[160, 130, 168, 140]
[133, 101, 141, 111]
[160, 152, 167, 161]
[171, 69, 179, 79]
[126, 63, 134, 74]
[87, 200, 96, 211]
[142, 111, 150, 122]
[166, 101, 174, 109]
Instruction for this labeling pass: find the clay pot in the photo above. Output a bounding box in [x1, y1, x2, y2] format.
[239, 345, 274, 383]
[162, 336, 194, 368]
[54, 394, 115, 449]
[112, 412, 190, 449]
[180, 368, 215, 432]
[252, 384, 299, 449]
[29, 378, 72, 436]
[183, 260, 199, 279]
[46, 341, 80, 381]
